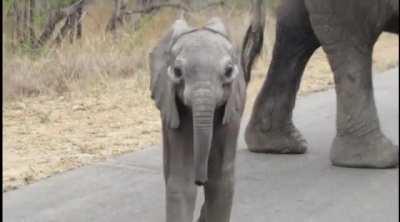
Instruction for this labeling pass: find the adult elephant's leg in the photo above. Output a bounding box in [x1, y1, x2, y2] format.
[163, 125, 197, 222]
[245, 0, 320, 153]
[323, 47, 397, 168]
[307, 3, 398, 168]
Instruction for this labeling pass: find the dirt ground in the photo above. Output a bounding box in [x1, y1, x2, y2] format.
[3, 34, 398, 192]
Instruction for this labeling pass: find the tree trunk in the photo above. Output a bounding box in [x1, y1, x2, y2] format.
[76, 7, 83, 39]
[29, 0, 36, 46]
[55, 8, 84, 45]
[106, 0, 128, 33]
[69, 13, 78, 43]
[36, 0, 92, 48]
[13, 1, 23, 44]
[23, 0, 29, 43]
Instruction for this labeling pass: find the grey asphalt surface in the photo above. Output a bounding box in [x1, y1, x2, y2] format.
[4, 68, 399, 222]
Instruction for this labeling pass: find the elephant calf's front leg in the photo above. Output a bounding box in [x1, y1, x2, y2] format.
[198, 169, 234, 222]
[164, 128, 198, 222]
[166, 177, 197, 221]
[198, 123, 238, 222]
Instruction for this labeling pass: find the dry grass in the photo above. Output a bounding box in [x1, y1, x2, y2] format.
[3, 4, 399, 192]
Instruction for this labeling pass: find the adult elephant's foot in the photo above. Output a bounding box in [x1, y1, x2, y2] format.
[245, 122, 308, 154]
[331, 131, 399, 168]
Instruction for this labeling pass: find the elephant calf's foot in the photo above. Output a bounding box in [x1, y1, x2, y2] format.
[331, 132, 399, 168]
[245, 123, 308, 154]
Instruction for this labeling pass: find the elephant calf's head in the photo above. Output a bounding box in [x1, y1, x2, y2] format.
[150, 13, 264, 186]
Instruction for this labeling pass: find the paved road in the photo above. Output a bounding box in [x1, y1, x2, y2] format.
[4, 68, 399, 222]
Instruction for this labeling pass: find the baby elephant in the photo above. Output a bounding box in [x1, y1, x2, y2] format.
[149, 3, 265, 222]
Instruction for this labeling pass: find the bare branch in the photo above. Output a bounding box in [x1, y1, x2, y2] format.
[35, 0, 93, 48]
[197, 0, 225, 10]
[55, 16, 72, 45]
[125, 1, 224, 15]
[125, 3, 191, 15]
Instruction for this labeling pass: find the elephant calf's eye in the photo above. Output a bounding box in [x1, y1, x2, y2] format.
[173, 67, 183, 79]
[224, 65, 234, 79]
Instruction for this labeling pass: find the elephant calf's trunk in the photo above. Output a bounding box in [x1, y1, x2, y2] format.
[192, 95, 216, 186]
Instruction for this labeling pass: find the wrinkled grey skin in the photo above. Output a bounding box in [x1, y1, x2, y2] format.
[246, 0, 399, 168]
[149, 2, 264, 221]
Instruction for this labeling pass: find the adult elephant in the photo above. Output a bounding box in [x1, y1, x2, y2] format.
[245, 0, 399, 168]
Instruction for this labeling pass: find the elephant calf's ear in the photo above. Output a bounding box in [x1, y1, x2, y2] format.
[204, 17, 230, 38]
[223, 72, 246, 124]
[241, 0, 265, 83]
[149, 20, 191, 129]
